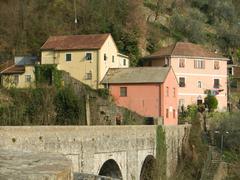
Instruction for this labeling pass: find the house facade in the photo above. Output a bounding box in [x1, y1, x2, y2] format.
[0, 57, 36, 88]
[41, 34, 129, 89]
[228, 65, 240, 93]
[143, 42, 229, 110]
[102, 67, 179, 125]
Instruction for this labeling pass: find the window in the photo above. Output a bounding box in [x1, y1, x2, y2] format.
[166, 109, 169, 118]
[86, 53, 92, 60]
[13, 75, 19, 85]
[65, 53, 71, 61]
[179, 99, 185, 112]
[179, 77, 185, 87]
[164, 58, 169, 66]
[112, 55, 114, 63]
[197, 99, 203, 105]
[228, 67, 233, 75]
[197, 81, 202, 88]
[179, 59, 185, 68]
[85, 71, 92, 80]
[194, 60, 205, 69]
[214, 79, 220, 88]
[166, 86, 169, 96]
[173, 88, 176, 97]
[120, 87, 127, 97]
[173, 109, 176, 119]
[123, 59, 126, 66]
[214, 61, 220, 70]
[104, 53, 107, 61]
[25, 75, 31, 82]
[230, 80, 238, 89]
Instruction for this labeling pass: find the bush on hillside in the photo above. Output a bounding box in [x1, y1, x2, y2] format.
[35, 65, 62, 88]
[0, 87, 56, 125]
[170, 9, 206, 43]
[174, 112, 208, 180]
[179, 104, 198, 123]
[209, 112, 240, 164]
[54, 85, 85, 125]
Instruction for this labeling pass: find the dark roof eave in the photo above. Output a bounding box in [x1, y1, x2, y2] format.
[102, 81, 164, 84]
[1, 71, 25, 75]
[41, 48, 100, 51]
[170, 55, 229, 60]
[142, 55, 167, 60]
[142, 54, 229, 61]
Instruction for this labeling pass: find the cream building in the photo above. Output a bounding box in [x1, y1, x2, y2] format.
[143, 42, 229, 110]
[0, 57, 36, 88]
[41, 34, 129, 89]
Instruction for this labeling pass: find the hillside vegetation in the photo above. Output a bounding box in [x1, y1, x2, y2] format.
[0, 0, 240, 65]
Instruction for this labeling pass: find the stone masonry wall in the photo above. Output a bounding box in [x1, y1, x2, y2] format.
[62, 71, 145, 125]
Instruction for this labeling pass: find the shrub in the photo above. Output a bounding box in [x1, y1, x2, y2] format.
[209, 112, 240, 165]
[179, 104, 198, 123]
[204, 95, 218, 112]
[54, 85, 85, 125]
[0, 87, 56, 125]
[35, 65, 62, 88]
[97, 88, 109, 99]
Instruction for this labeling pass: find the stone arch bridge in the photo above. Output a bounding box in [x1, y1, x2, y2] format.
[0, 125, 189, 180]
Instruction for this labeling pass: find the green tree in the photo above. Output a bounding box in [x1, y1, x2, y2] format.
[204, 94, 218, 112]
[170, 9, 206, 43]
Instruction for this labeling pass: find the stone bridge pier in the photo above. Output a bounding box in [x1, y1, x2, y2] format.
[0, 125, 189, 180]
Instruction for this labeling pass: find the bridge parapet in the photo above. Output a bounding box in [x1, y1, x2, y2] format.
[0, 125, 190, 180]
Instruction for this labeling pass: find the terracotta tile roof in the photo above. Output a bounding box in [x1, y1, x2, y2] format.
[143, 42, 228, 60]
[101, 67, 170, 84]
[0, 60, 14, 72]
[41, 34, 110, 50]
[0, 65, 25, 74]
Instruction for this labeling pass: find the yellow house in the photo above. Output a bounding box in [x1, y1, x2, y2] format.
[0, 57, 37, 88]
[41, 33, 129, 89]
[0, 64, 35, 88]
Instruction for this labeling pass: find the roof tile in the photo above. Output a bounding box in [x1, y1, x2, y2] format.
[1, 65, 25, 74]
[41, 34, 110, 50]
[143, 42, 227, 59]
[101, 67, 170, 84]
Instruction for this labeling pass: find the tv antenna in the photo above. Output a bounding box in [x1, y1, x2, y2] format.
[74, 0, 78, 33]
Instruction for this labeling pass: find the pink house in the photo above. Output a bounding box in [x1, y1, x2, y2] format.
[143, 42, 229, 111]
[101, 67, 179, 125]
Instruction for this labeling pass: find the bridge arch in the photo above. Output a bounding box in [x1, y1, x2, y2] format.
[140, 155, 156, 180]
[98, 159, 123, 179]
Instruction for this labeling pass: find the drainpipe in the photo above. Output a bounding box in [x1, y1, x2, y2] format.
[158, 84, 162, 125]
[96, 50, 99, 89]
[85, 94, 91, 126]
